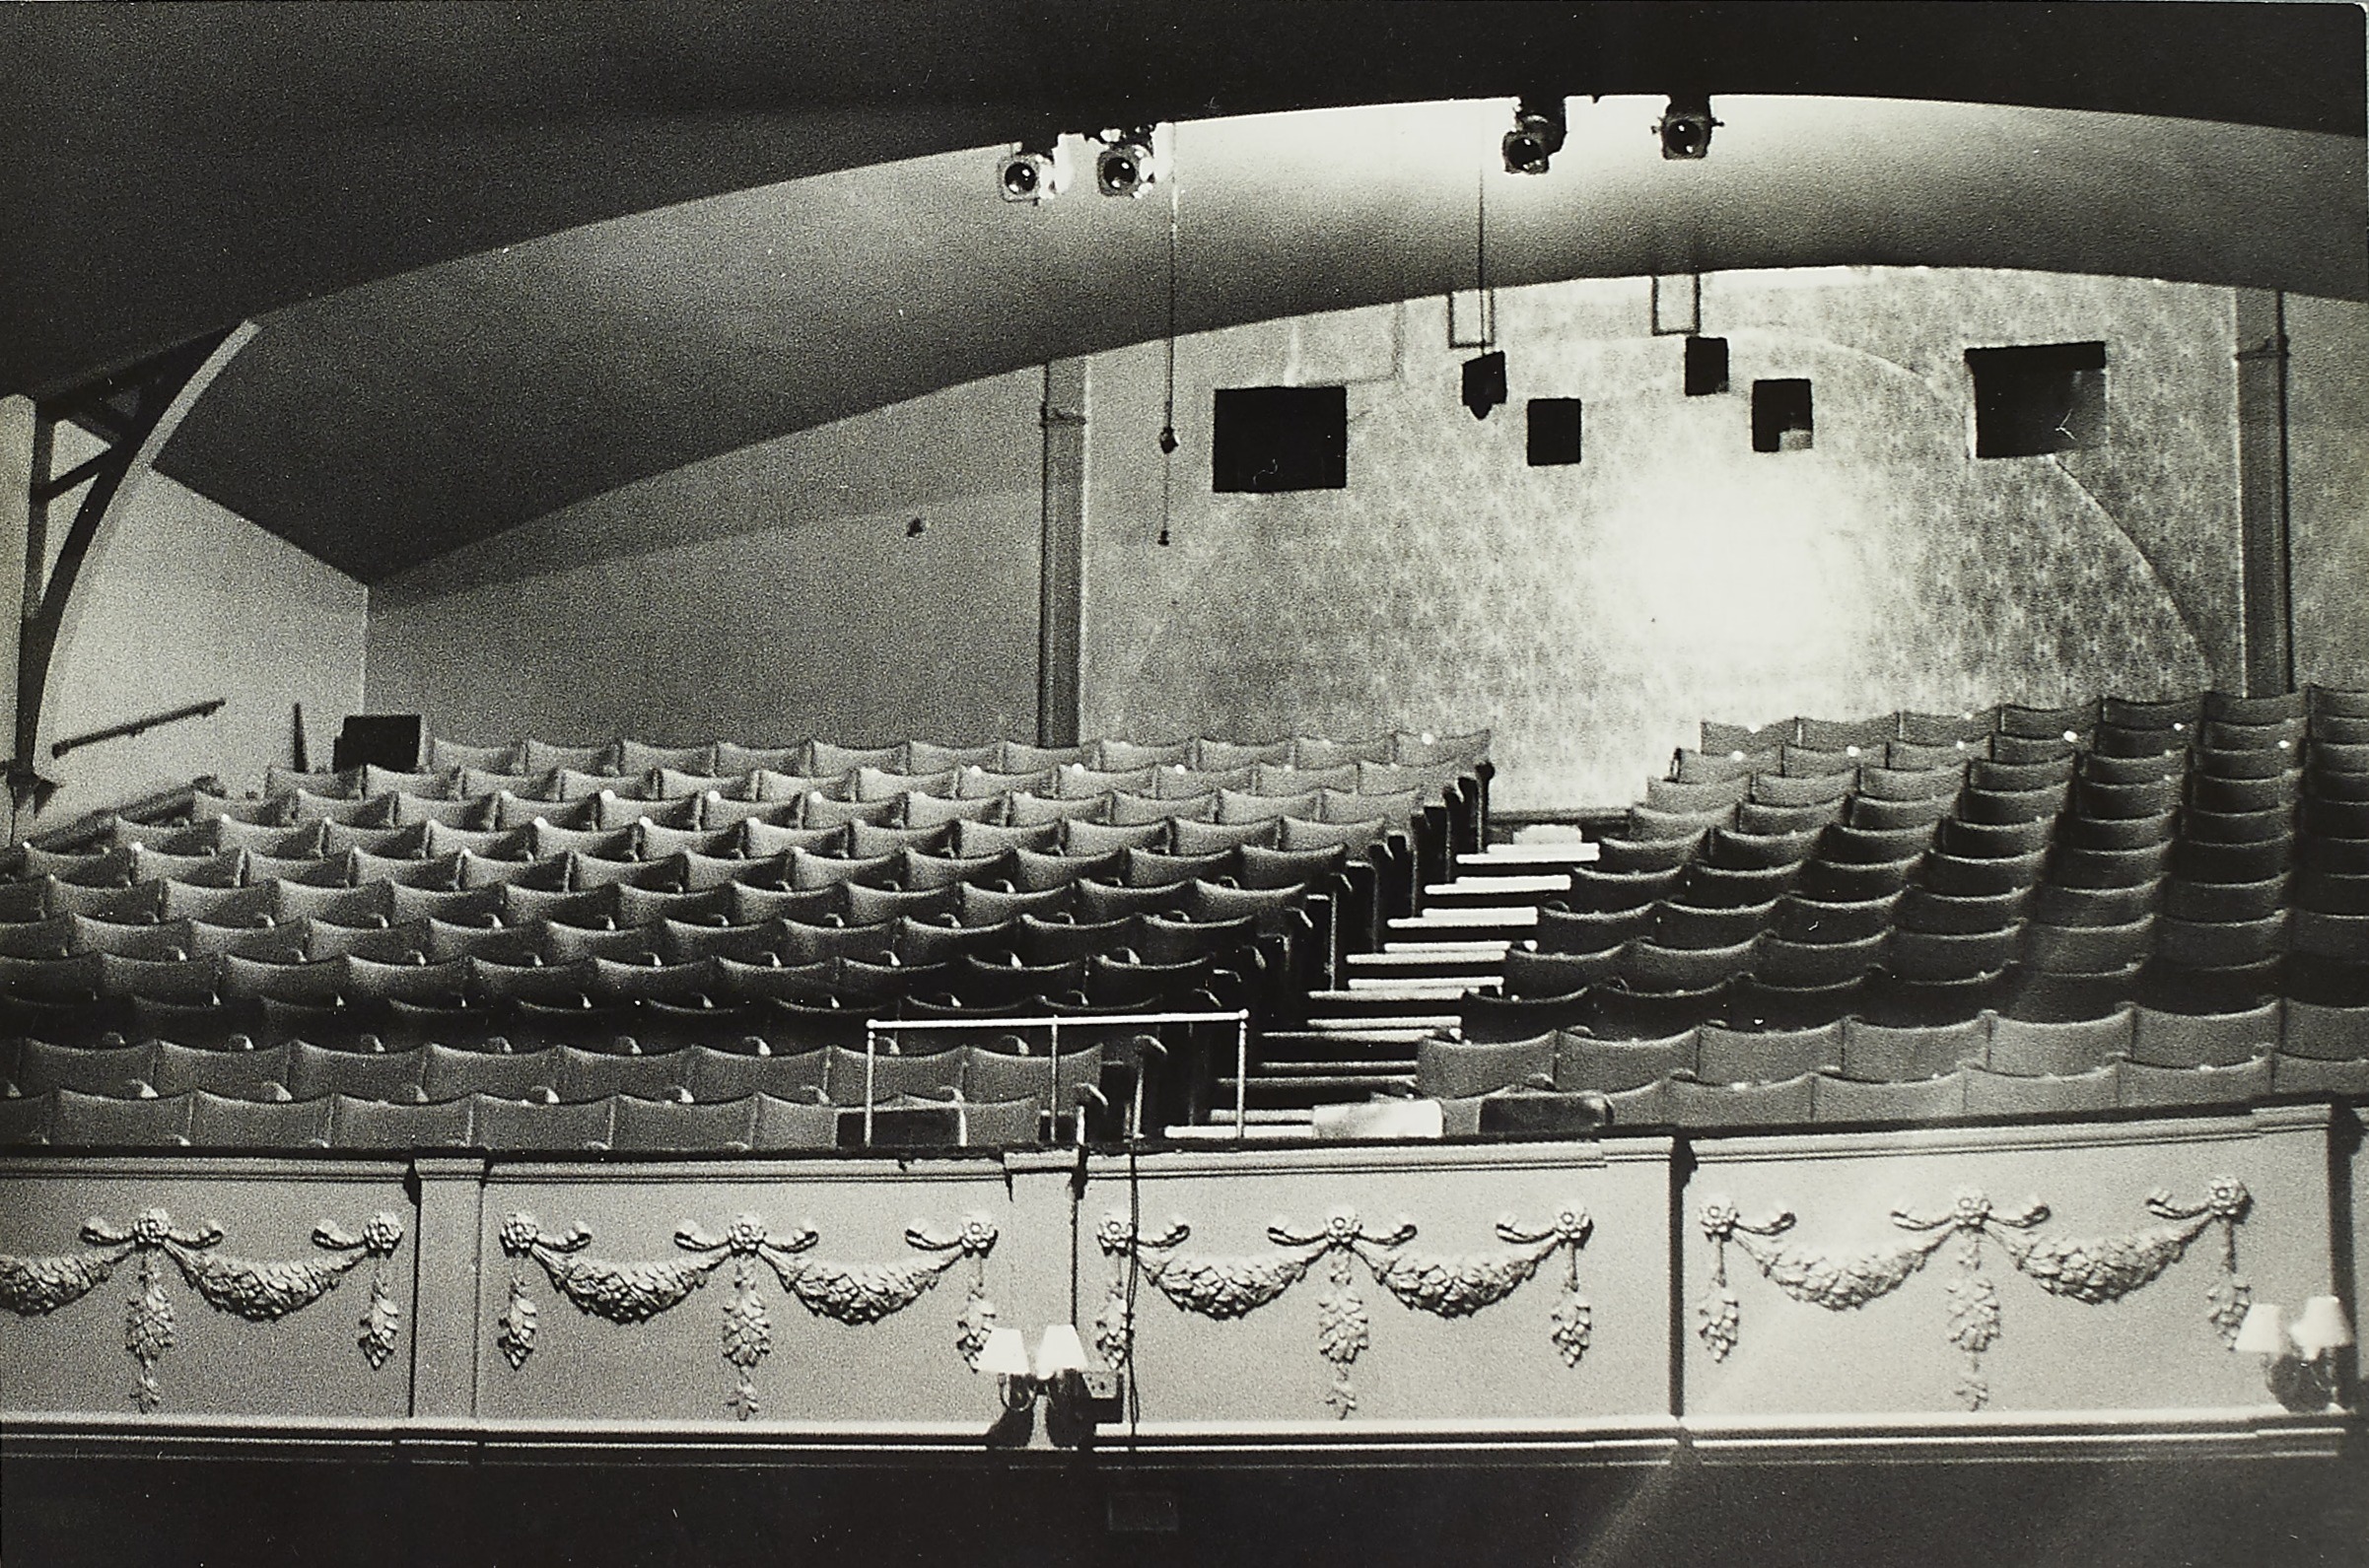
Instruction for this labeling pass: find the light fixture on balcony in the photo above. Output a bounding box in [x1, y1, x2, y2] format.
[2233, 1295, 2354, 1411]
[978, 1323, 1119, 1445]
[980, 1322, 1091, 1402]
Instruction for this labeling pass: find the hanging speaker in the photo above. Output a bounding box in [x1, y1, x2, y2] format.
[1462, 351, 1508, 420]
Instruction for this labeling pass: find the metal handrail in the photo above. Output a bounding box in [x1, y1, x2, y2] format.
[862, 1007, 1252, 1146]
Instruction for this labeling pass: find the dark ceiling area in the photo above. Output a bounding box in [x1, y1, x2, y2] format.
[5, 1, 2360, 396]
[6, 2, 2363, 586]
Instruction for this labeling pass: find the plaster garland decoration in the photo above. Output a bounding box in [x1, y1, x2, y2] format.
[1095, 1202, 1595, 1418]
[0, 1207, 406, 1411]
[1695, 1177, 2252, 1409]
[495, 1210, 999, 1419]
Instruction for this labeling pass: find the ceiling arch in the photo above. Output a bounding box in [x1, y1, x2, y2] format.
[4, 0, 2359, 398]
[152, 93, 2364, 580]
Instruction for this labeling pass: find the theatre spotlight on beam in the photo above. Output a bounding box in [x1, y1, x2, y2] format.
[997, 138, 1068, 203]
[1502, 96, 1567, 174]
[1658, 94, 1720, 159]
[1094, 126, 1161, 198]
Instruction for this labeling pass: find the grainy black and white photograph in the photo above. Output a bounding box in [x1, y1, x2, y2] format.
[1, 2, 2365, 1563]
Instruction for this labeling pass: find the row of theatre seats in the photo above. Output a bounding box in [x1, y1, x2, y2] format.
[0, 730, 1491, 1148]
[1422, 1000, 2369, 1126]
[0, 1022, 1152, 1151]
[1447, 687, 2369, 1125]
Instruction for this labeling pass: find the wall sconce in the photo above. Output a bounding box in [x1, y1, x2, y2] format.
[2233, 1295, 2354, 1411]
[978, 1324, 1121, 1445]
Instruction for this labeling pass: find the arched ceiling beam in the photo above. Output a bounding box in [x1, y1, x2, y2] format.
[3, 1, 2359, 396]
[151, 96, 2365, 582]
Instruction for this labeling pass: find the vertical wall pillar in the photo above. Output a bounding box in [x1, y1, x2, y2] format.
[406, 1156, 487, 1427]
[2235, 289, 2294, 696]
[1038, 359, 1089, 748]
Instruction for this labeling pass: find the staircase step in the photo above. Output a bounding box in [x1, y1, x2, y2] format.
[1395, 905, 1539, 927]
[1350, 948, 1502, 973]
[1379, 935, 1516, 955]
[1304, 1014, 1460, 1035]
[1264, 1027, 1438, 1055]
[1168, 1123, 1307, 1141]
[1224, 1072, 1419, 1106]
[1344, 979, 1485, 996]
[1304, 989, 1471, 1018]
[1425, 875, 1570, 899]
[1256, 1057, 1421, 1077]
[1460, 844, 1599, 867]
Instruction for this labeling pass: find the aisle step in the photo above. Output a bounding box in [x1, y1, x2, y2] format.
[1457, 844, 1599, 868]
[1168, 1123, 1306, 1142]
[1262, 1028, 1439, 1057]
[1303, 1014, 1459, 1036]
[1394, 906, 1538, 928]
[1349, 949, 1501, 973]
[1223, 1071, 1419, 1107]
[1303, 989, 1472, 1018]
[1254, 1057, 1421, 1078]
[1210, 1105, 1318, 1125]
[1424, 875, 1570, 900]
[1379, 936, 1516, 955]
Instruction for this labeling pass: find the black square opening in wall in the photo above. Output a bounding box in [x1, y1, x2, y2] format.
[1212, 385, 1348, 492]
[1526, 398, 1582, 465]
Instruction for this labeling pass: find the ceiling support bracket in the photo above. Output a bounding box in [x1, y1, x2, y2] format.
[10, 327, 242, 824]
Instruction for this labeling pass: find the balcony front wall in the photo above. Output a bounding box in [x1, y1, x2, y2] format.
[0, 1107, 2356, 1461]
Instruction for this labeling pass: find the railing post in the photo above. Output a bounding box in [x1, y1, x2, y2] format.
[1047, 1014, 1062, 1135]
[1235, 1013, 1249, 1143]
[863, 1022, 878, 1148]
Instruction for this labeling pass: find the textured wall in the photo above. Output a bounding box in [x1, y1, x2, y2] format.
[2288, 293, 2369, 689]
[366, 371, 1042, 749]
[1081, 270, 2233, 809]
[41, 470, 367, 822]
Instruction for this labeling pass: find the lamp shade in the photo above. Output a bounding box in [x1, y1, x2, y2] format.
[977, 1326, 1031, 1377]
[2292, 1295, 2355, 1354]
[2232, 1302, 2290, 1355]
[1034, 1324, 1090, 1378]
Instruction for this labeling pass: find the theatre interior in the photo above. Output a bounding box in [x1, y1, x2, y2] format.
[2, 3, 2366, 1563]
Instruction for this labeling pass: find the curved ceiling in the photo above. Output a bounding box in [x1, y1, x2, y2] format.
[4, 0, 2360, 396]
[153, 92, 2365, 581]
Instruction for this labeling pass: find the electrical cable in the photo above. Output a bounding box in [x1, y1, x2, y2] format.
[1158, 135, 1179, 545]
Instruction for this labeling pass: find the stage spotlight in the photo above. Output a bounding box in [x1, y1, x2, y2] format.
[1501, 97, 1567, 174]
[1095, 127, 1159, 197]
[998, 140, 1065, 203]
[1657, 96, 1719, 160]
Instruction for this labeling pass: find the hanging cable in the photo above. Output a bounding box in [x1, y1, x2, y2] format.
[1157, 140, 1179, 545]
[1477, 155, 1489, 301]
